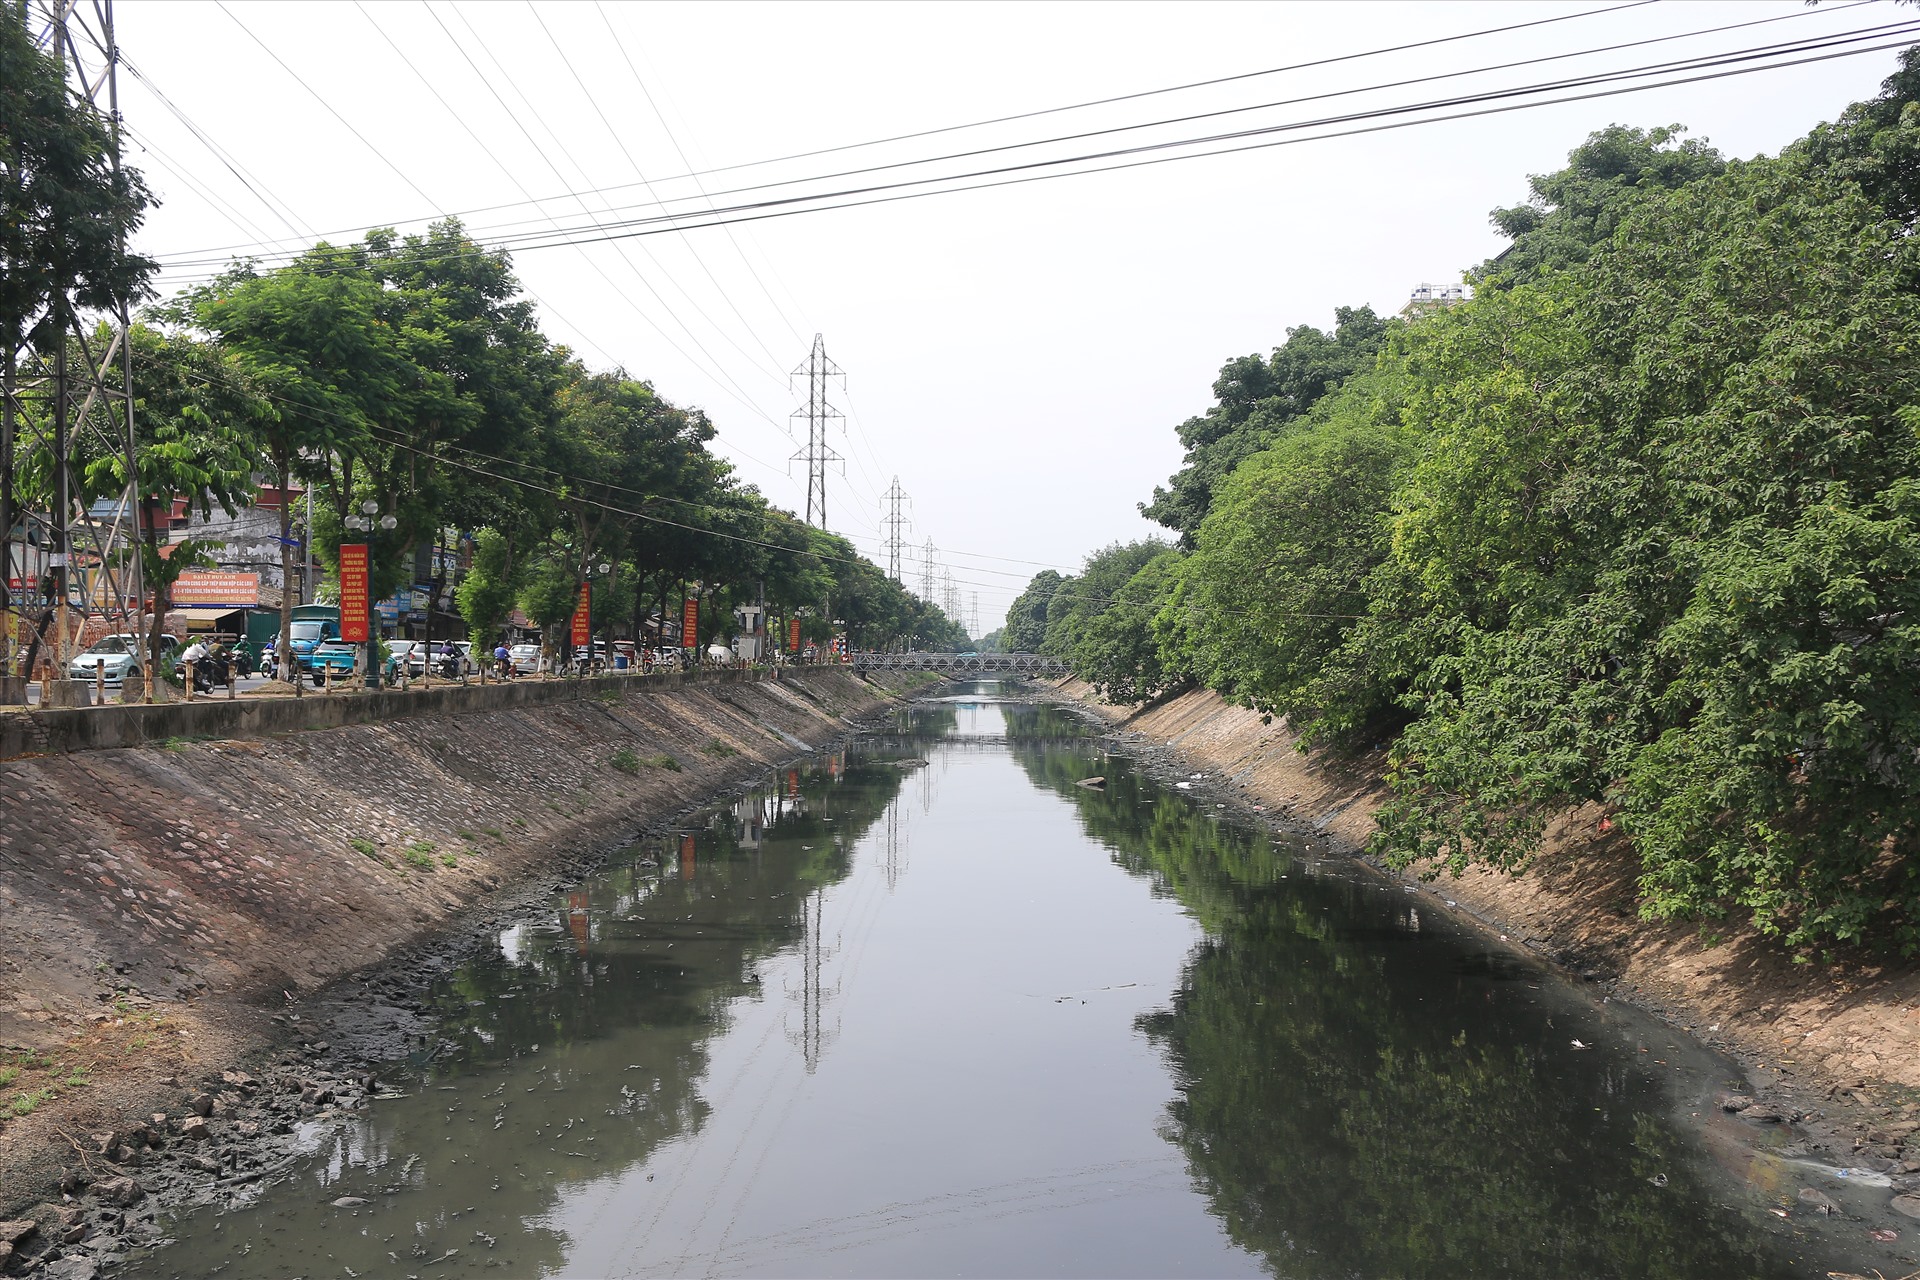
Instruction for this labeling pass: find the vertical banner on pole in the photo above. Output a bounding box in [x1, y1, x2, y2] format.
[570, 582, 591, 648]
[338, 544, 370, 642]
[683, 598, 699, 649]
[788, 617, 801, 653]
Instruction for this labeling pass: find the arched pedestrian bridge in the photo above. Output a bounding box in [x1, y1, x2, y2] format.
[850, 651, 1067, 675]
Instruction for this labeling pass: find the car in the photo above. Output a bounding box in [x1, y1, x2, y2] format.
[451, 641, 477, 675]
[308, 639, 360, 684]
[510, 643, 541, 674]
[385, 640, 426, 680]
[67, 633, 176, 685]
[705, 642, 735, 666]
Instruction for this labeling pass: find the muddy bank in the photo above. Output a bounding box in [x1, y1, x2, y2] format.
[1045, 678, 1920, 1204]
[0, 668, 931, 1241]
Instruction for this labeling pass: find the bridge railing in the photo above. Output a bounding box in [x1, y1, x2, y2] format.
[849, 651, 1066, 674]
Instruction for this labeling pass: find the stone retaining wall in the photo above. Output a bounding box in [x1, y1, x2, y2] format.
[0, 669, 921, 1050]
[0, 669, 782, 760]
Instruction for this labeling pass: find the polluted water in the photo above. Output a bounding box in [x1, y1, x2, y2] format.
[124, 683, 1901, 1278]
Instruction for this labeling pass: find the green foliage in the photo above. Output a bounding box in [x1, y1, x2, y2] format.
[1068, 549, 1190, 704]
[1477, 124, 1724, 289]
[610, 746, 641, 775]
[1141, 307, 1391, 543]
[639, 753, 681, 772]
[349, 837, 377, 858]
[1004, 571, 1062, 653]
[1043, 540, 1170, 660]
[702, 739, 738, 758]
[401, 841, 437, 870]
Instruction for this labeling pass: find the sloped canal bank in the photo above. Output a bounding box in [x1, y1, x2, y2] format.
[102, 685, 1916, 1277]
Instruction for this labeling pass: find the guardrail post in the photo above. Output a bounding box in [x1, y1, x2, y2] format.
[95, 658, 105, 703]
[184, 661, 195, 702]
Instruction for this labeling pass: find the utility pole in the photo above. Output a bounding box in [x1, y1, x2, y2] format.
[5, 2, 144, 703]
[881, 477, 911, 583]
[788, 334, 844, 529]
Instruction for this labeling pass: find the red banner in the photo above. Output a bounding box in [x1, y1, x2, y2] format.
[682, 597, 699, 649]
[338, 544, 369, 642]
[788, 617, 801, 652]
[570, 581, 591, 647]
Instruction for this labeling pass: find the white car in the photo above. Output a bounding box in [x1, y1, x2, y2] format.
[386, 640, 427, 679]
[510, 643, 541, 674]
[68, 633, 176, 685]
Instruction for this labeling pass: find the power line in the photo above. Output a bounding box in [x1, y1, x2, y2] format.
[148, 0, 1861, 271]
[146, 23, 1918, 288]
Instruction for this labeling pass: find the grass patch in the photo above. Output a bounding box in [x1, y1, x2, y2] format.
[10, 1089, 52, 1118]
[610, 747, 641, 775]
[401, 841, 437, 870]
[349, 837, 378, 858]
[0, 1066, 17, 1088]
[455, 828, 476, 841]
[440, 854, 459, 869]
[702, 739, 738, 758]
[640, 753, 681, 772]
[481, 827, 503, 839]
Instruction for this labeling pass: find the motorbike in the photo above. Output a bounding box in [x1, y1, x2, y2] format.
[435, 650, 463, 681]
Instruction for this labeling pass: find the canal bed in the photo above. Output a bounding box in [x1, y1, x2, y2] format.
[127, 685, 1894, 1277]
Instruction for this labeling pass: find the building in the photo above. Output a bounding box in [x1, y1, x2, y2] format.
[1399, 283, 1468, 321]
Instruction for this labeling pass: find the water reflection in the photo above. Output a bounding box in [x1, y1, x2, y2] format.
[131, 689, 1832, 1279]
[1007, 709, 1804, 1279]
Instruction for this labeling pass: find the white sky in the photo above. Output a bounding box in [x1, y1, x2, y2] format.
[110, 0, 1911, 632]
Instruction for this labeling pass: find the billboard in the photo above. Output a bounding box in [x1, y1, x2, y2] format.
[172, 570, 260, 608]
[789, 617, 801, 652]
[338, 545, 369, 643]
[570, 582, 591, 647]
[682, 597, 699, 649]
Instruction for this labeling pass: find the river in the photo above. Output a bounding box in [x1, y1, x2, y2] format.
[127, 683, 1867, 1277]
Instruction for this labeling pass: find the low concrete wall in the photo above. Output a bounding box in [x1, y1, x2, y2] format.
[0, 669, 782, 759]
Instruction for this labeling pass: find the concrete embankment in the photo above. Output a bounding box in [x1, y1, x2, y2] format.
[1049, 677, 1920, 1110]
[0, 668, 928, 1218]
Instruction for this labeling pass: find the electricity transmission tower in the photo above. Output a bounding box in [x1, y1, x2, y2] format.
[919, 537, 937, 603]
[788, 334, 843, 529]
[881, 477, 911, 583]
[941, 568, 960, 623]
[4, 1, 146, 699]
[968, 593, 979, 641]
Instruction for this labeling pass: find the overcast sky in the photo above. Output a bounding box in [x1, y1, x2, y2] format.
[111, 0, 1911, 632]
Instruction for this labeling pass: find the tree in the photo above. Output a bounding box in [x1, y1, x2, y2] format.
[1476, 124, 1723, 289]
[1005, 570, 1062, 653]
[1043, 540, 1169, 659]
[1, 10, 155, 645]
[1141, 307, 1390, 545]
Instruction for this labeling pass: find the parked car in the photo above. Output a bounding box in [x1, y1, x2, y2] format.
[67, 633, 177, 685]
[451, 641, 477, 675]
[385, 640, 426, 681]
[308, 639, 360, 684]
[510, 643, 541, 674]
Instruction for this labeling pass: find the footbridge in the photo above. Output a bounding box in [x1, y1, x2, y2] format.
[850, 651, 1067, 675]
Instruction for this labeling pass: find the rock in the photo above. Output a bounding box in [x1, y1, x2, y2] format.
[189, 1092, 214, 1117]
[1716, 1092, 1756, 1112]
[331, 1196, 369, 1207]
[220, 1070, 257, 1091]
[62, 1222, 88, 1244]
[1738, 1103, 1786, 1123]
[1796, 1187, 1841, 1214]
[93, 1176, 143, 1207]
[41, 1257, 98, 1280]
[0, 1219, 35, 1245]
[185, 1153, 220, 1173]
[179, 1115, 209, 1141]
[1894, 1194, 1920, 1220]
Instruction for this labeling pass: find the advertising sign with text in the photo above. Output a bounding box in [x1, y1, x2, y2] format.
[338, 544, 370, 642]
[570, 582, 591, 647]
[683, 598, 699, 649]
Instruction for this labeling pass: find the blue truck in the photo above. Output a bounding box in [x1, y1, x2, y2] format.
[288, 605, 358, 684]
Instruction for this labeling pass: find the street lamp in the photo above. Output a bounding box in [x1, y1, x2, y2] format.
[343, 499, 397, 689]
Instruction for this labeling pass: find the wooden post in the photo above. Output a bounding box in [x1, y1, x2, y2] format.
[184, 660, 194, 702]
[95, 658, 104, 703]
